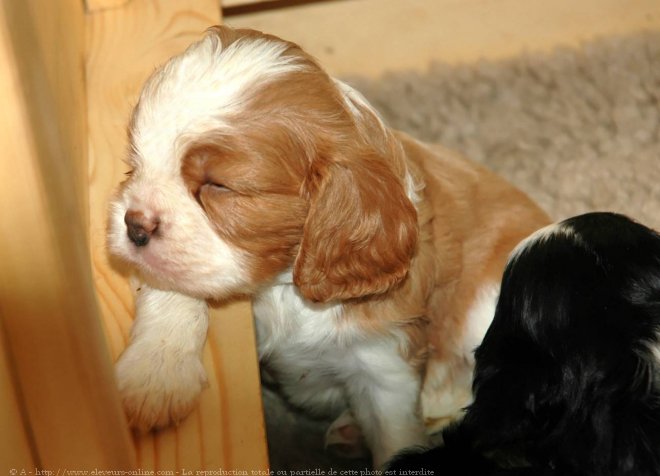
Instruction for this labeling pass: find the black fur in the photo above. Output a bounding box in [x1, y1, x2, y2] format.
[389, 212, 660, 476]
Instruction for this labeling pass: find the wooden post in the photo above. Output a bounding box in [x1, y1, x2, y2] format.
[0, 0, 268, 470]
[0, 0, 135, 468]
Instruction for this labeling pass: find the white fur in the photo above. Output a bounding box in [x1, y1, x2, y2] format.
[649, 334, 660, 372]
[108, 176, 247, 299]
[254, 277, 428, 467]
[115, 284, 209, 431]
[462, 284, 500, 356]
[133, 34, 311, 169]
[509, 221, 583, 263]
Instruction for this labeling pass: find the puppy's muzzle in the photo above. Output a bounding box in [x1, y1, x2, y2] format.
[125, 210, 159, 247]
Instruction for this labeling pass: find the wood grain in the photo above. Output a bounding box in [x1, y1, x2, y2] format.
[226, 0, 660, 77]
[86, 0, 269, 470]
[85, 0, 131, 13]
[223, 0, 278, 6]
[0, 0, 135, 468]
[0, 322, 34, 468]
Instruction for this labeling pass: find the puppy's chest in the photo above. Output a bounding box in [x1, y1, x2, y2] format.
[252, 284, 358, 370]
[252, 284, 422, 417]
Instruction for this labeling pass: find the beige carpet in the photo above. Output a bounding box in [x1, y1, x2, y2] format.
[350, 31, 660, 231]
[265, 31, 660, 470]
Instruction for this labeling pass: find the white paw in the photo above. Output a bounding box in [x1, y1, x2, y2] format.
[116, 343, 208, 432]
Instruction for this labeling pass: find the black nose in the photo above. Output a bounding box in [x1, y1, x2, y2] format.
[125, 210, 159, 247]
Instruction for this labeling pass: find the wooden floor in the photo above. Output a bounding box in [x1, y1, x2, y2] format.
[224, 0, 660, 77]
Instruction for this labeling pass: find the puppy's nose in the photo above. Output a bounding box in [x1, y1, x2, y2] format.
[124, 210, 159, 247]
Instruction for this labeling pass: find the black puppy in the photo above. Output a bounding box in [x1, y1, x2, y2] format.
[390, 212, 660, 476]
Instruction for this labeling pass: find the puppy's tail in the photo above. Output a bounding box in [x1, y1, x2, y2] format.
[386, 422, 554, 476]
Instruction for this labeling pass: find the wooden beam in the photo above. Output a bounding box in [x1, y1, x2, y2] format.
[0, 0, 136, 468]
[0, 322, 34, 468]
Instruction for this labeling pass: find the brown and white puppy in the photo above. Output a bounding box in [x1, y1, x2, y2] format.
[108, 26, 550, 467]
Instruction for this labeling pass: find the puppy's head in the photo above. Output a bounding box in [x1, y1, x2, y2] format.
[108, 26, 418, 302]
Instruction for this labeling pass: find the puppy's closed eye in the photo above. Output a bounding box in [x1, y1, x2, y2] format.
[196, 182, 235, 211]
[201, 181, 231, 193]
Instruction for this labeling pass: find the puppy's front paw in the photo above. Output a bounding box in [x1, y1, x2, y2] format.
[116, 343, 208, 432]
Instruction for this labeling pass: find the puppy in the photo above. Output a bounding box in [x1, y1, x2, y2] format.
[107, 26, 549, 467]
[389, 212, 660, 475]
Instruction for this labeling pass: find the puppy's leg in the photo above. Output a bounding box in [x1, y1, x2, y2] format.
[422, 284, 500, 432]
[116, 283, 209, 431]
[346, 349, 429, 468]
[420, 358, 473, 433]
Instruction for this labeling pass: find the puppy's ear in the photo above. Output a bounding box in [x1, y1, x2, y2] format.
[293, 150, 418, 302]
